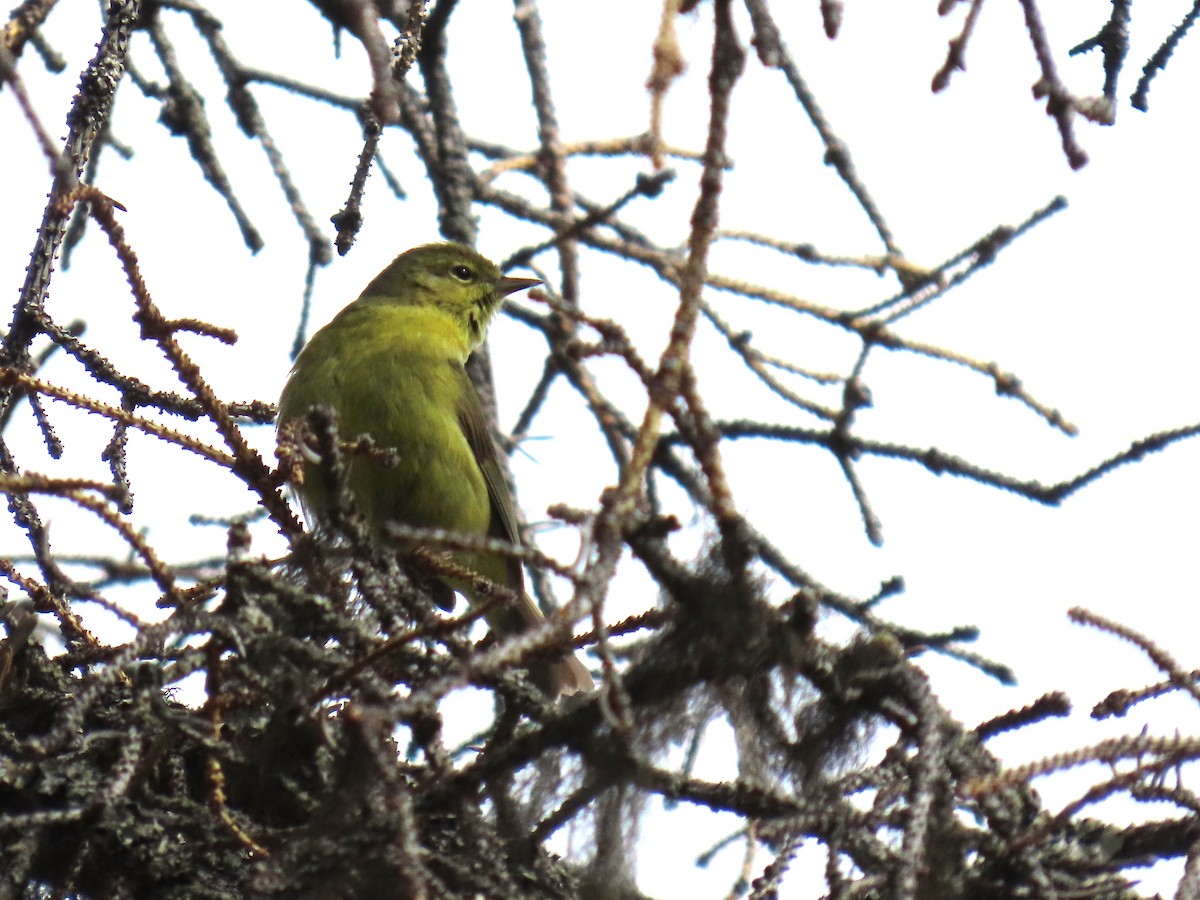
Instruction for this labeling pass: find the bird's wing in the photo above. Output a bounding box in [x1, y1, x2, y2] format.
[453, 362, 525, 592]
[454, 362, 594, 696]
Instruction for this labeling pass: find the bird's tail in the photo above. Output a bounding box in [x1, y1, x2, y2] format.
[487, 590, 594, 698]
[532, 651, 594, 698]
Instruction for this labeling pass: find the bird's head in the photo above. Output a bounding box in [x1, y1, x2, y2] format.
[361, 243, 540, 348]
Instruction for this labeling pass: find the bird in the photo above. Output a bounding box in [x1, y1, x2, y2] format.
[278, 242, 593, 698]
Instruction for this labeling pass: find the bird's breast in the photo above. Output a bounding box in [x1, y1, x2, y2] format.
[283, 304, 490, 538]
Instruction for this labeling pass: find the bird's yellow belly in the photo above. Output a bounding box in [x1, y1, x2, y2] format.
[337, 353, 491, 539]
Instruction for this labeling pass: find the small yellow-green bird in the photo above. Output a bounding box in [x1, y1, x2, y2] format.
[279, 243, 593, 697]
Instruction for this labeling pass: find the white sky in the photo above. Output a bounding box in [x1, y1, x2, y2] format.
[3, 2, 1200, 896]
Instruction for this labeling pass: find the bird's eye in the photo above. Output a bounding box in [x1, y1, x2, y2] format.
[449, 265, 473, 282]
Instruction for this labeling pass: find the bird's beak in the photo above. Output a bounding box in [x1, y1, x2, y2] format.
[496, 276, 541, 297]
